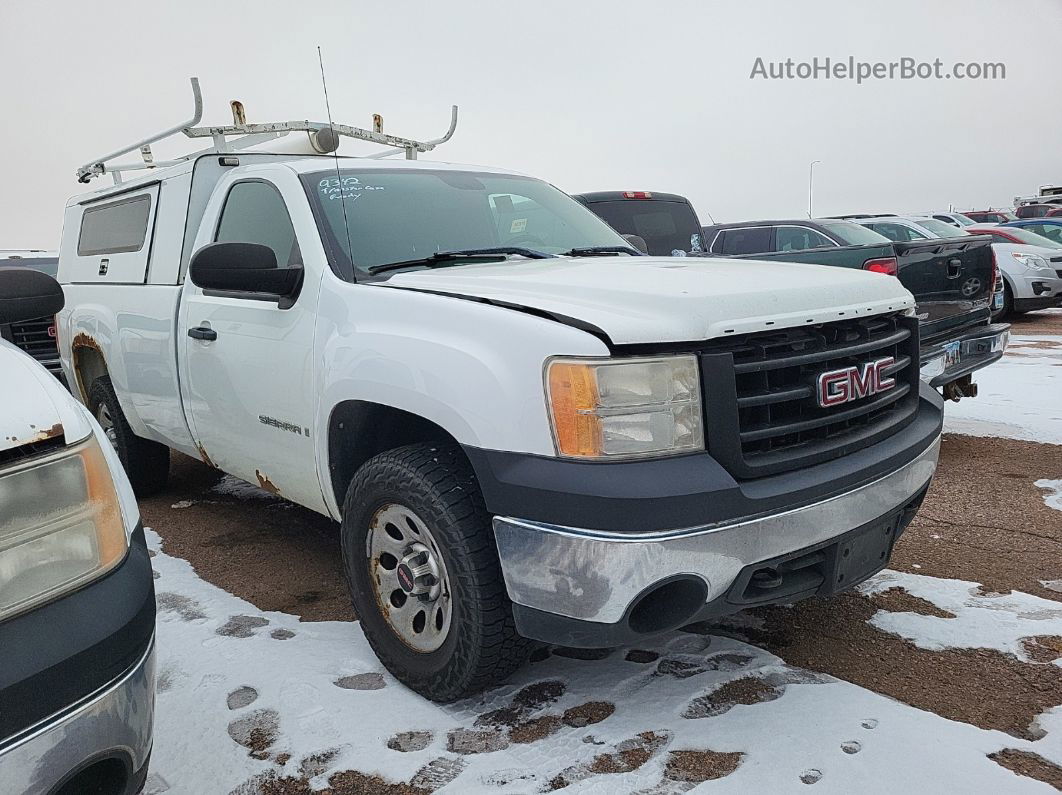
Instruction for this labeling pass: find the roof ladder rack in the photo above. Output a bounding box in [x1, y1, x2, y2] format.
[76, 77, 458, 184]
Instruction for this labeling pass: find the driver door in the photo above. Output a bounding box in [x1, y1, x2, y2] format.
[178, 177, 326, 513]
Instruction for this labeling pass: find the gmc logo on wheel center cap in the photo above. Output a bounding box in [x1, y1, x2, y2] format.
[816, 357, 896, 408]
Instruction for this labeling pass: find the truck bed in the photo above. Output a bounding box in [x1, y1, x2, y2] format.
[705, 235, 997, 355]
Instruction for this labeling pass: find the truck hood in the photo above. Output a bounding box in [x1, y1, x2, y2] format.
[381, 256, 916, 345]
[0, 340, 91, 454]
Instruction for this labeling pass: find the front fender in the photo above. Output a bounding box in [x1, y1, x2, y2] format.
[312, 280, 608, 514]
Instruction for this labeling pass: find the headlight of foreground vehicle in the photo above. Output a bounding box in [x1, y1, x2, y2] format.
[0, 435, 127, 622]
[1012, 252, 1050, 271]
[546, 355, 704, 459]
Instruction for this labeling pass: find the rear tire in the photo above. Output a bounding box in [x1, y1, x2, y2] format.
[340, 443, 531, 701]
[89, 376, 170, 497]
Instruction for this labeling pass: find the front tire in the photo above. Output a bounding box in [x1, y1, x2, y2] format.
[89, 376, 170, 496]
[341, 443, 531, 701]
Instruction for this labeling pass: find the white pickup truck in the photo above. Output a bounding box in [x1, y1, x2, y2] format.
[57, 90, 943, 700]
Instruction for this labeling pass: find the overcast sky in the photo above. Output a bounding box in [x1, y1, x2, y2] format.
[2, 0, 1059, 248]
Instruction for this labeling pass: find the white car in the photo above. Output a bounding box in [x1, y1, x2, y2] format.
[926, 212, 977, 229]
[853, 215, 968, 243]
[965, 225, 1062, 316]
[56, 85, 943, 700]
[0, 268, 155, 795]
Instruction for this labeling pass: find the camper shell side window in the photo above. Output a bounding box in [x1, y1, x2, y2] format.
[77, 194, 152, 256]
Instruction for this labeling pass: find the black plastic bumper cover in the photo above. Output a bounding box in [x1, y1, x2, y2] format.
[0, 523, 156, 742]
[464, 384, 943, 534]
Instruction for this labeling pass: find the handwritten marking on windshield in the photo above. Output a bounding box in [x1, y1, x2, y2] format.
[318, 176, 385, 201]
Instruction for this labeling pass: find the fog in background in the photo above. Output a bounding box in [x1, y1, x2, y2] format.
[2, 0, 1059, 248]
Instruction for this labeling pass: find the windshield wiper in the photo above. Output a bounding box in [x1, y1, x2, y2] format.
[368, 247, 555, 275]
[562, 246, 643, 257]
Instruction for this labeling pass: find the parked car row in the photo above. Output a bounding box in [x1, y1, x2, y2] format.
[834, 216, 1062, 319]
[574, 192, 1011, 401]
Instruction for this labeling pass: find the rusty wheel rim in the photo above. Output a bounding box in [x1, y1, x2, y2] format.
[366, 503, 452, 652]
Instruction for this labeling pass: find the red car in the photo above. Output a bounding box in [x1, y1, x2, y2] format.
[1015, 204, 1060, 219]
[964, 210, 1018, 223]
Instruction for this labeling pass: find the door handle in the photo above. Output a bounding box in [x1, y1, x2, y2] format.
[946, 258, 962, 279]
[188, 326, 217, 341]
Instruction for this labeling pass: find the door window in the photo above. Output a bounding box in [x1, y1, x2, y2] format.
[716, 227, 772, 255]
[1032, 224, 1062, 244]
[774, 226, 836, 252]
[215, 181, 301, 267]
[864, 222, 928, 243]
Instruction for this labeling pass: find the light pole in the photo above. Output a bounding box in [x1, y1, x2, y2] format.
[808, 160, 822, 218]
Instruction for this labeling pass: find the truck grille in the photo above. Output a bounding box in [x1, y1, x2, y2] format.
[699, 313, 921, 479]
[8, 316, 62, 377]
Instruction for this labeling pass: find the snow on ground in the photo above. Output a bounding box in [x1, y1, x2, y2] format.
[145, 530, 1058, 794]
[943, 335, 1062, 444]
[859, 571, 1062, 666]
[1036, 480, 1062, 512]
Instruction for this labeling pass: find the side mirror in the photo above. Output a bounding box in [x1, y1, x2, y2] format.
[622, 234, 649, 255]
[189, 242, 302, 306]
[0, 268, 65, 324]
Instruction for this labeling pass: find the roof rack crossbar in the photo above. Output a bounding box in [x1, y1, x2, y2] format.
[363, 105, 459, 159]
[75, 77, 459, 184]
[76, 78, 204, 183]
[184, 103, 459, 158]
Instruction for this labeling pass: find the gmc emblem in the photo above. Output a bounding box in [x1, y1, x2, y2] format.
[816, 357, 896, 407]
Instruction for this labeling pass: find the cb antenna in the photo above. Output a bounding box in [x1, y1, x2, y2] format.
[317, 46, 354, 269]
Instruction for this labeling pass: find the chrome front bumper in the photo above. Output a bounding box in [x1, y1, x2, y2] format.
[0, 639, 155, 795]
[493, 436, 939, 626]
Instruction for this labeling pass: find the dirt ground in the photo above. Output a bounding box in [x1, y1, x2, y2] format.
[139, 428, 1062, 752]
[1006, 308, 1062, 336]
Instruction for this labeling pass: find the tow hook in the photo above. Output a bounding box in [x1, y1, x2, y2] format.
[943, 375, 978, 402]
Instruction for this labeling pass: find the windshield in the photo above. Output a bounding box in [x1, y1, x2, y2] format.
[950, 213, 976, 226]
[1000, 227, 1062, 249]
[302, 169, 629, 278]
[817, 221, 892, 246]
[915, 218, 969, 237]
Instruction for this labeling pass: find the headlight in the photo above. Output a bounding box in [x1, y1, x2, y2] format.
[0, 435, 128, 622]
[1012, 252, 1050, 271]
[545, 355, 704, 459]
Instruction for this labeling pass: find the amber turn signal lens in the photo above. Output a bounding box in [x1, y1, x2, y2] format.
[547, 362, 603, 457]
[80, 436, 128, 570]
